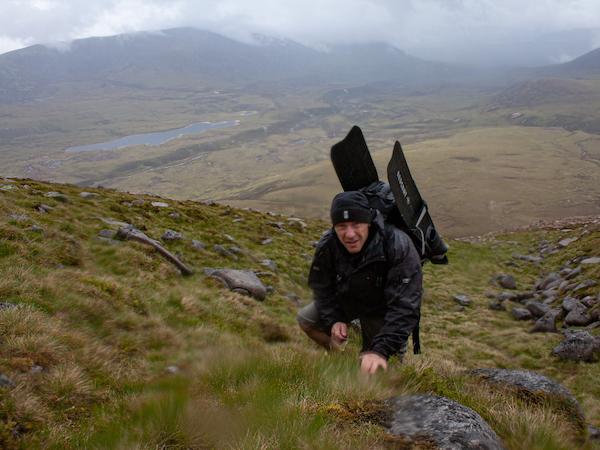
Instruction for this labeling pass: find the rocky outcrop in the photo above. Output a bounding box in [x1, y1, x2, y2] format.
[470, 368, 583, 422]
[552, 330, 600, 362]
[205, 268, 267, 300]
[385, 395, 505, 450]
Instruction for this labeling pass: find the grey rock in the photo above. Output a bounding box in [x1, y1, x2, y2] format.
[497, 274, 517, 290]
[515, 291, 536, 301]
[213, 245, 237, 260]
[470, 368, 576, 401]
[0, 184, 16, 191]
[162, 230, 183, 241]
[44, 191, 68, 202]
[470, 368, 582, 418]
[386, 395, 504, 450]
[169, 212, 181, 219]
[542, 296, 557, 305]
[30, 365, 44, 374]
[260, 259, 277, 271]
[588, 425, 600, 441]
[286, 217, 307, 232]
[0, 302, 17, 311]
[558, 237, 578, 248]
[261, 238, 273, 245]
[552, 330, 600, 362]
[36, 204, 53, 213]
[131, 199, 145, 207]
[512, 254, 542, 263]
[9, 213, 29, 223]
[228, 246, 244, 255]
[573, 279, 598, 293]
[98, 229, 116, 239]
[453, 294, 471, 306]
[562, 297, 579, 312]
[497, 292, 518, 302]
[488, 299, 506, 311]
[223, 234, 236, 242]
[544, 279, 562, 291]
[531, 309, 561, 333]
[285, 293, 301, 305]
[512, 308, 533, 321]
[204, 268, 267, 300]
[0, 374, 14, 388]
[581, 257, 600, 265]
[267, 221, 285, 230]
[191, 240, 205, 251]
[541, 289, 558, 299]
[537, 273, 561, 291]
[525, 301, 550, 318]
[582, 296, 598, 308]
[165, 365, 179, 374]
[558, 280, 570, 292]
[79, 191, 100, 199]
[28, 225, 43, 233]
[565, 267, 582, 280]
[151, 201, 169, 208]
[232, 218, 243, 223]
[565, 303, 593, 327]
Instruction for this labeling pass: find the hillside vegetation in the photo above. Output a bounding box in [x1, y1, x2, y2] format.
[0, 177, 599, 449]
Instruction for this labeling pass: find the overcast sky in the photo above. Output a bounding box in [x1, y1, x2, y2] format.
[2, 0, 600, 65]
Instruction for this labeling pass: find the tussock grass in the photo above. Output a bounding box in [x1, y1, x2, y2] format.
[0, 178, 599, 448]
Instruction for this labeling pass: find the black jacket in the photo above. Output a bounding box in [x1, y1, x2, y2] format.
[308, 213, 423, 359]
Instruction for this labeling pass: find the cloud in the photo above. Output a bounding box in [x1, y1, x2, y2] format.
[1, 0, 600, 63]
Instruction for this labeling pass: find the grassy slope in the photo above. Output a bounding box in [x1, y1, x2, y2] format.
[0, 177, 599, 449]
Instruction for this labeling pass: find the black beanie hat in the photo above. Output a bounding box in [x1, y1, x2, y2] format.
[330, 191, 373, 225]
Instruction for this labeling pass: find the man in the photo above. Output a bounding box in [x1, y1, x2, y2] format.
[297, 191, 423, 374]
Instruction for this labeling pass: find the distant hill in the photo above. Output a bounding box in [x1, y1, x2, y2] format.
[539, 46, 600, 77]
[0, 27, 481, 104]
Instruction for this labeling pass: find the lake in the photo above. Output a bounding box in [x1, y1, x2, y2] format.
[65, 120, 239, 153]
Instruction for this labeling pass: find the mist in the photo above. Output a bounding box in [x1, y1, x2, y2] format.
[1, 0, 600, 66]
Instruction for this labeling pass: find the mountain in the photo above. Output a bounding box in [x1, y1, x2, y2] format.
[0, 176, 598, 448]
[0, 27, 469, 104]
[538, 46, 600, 78]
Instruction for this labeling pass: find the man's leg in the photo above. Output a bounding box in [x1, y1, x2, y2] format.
[297, 302, 331, 349]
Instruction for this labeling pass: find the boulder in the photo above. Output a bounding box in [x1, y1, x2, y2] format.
[536, 273, 561, 291]
[497, 274, 517, 290]
[36, 204, 53, 213]
[565, 267, 582, 280]
[552, 330, 600, 362]
[79, 192, 100, 199]
[558, 237, 578, 248]
[260, 259, 277, 271]
[213, 245, 237, 260]
[589, 424, 600, 441]
[44, 191, 69, 202]
[385, 395, 504, 450]
[488, 299, 506, 311]
[562, 297, 579, 312]
[512, 254, 542, 263]
[497, 292, 518, 302]
[512, 308, 533, 321]
[453, 294, 471, 307]
[191, 240, 205, 251]
[564, 303, 593, 327]
[205, 268, 267, 301]
[581, 257, 600, 265]
[162, 230, 183, 241]
[470, 368, 583, 422]
[151, 201, 169, 208]
[530, 309, 561, 333]
[0, 374, 14, 388]
[261, 238, 273, 245]
[0, 302, 17, 311]
[573, 280, 598, 293]
[525, 301, 550, 318]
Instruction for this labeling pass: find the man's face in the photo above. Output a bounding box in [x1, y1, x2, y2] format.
[333, 221, 370, 254]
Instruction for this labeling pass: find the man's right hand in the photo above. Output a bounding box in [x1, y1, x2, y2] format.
[330, 322, 348, 350]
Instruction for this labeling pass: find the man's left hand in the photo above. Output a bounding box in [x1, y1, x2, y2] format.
[359, 352, 387, 374]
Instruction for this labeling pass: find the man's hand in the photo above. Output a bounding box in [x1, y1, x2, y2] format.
[330, 322, 348, 350]
[359, 352, 388, 374]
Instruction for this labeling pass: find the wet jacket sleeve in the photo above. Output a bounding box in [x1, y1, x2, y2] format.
[368, 230, 423, 359]
[308, 234, 345, 332]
